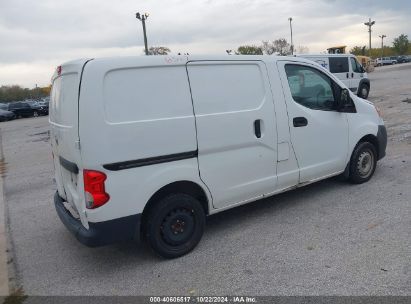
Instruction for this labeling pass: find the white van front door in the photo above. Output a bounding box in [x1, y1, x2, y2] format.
[187, 61, 278, 209]
[277, 61, 349, 182]
[349, 57, 365, 94]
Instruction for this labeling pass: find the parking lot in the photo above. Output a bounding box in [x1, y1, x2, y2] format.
[1, 63, 410, 296]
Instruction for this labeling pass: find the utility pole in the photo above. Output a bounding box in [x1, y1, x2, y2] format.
[136, 12, 149, 55]
[379, 34, 386, 60]
[288, 17, 293, 55]
[364, 18, 375, 56]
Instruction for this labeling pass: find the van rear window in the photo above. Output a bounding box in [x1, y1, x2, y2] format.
[50, 73, 78, 126]
[329, 57, 349, 73]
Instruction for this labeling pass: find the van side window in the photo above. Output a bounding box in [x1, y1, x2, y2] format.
[329, 57, 349, 73]
[285, 64, 336, 111]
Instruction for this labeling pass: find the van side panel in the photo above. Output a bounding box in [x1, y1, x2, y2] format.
[187, 61, 278, 209]
[79, 59, 200, 221]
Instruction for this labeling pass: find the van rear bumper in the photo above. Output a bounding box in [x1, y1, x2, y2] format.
[54, 192, 141, 247]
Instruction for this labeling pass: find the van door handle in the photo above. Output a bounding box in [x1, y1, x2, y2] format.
[293, 117, 308, 127]
[254, 119, 262, 138]
[351, 72, 354, 78]
[346, 73, 349, 78]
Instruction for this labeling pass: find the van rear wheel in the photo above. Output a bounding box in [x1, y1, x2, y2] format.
[349, 142, 377, 184]
[145, 193, 205, 259]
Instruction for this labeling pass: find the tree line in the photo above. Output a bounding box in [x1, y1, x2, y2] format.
[146, 39, 307, 56]
[231, 38, 308, 55]
[0, 85, 51, 103]
[350, 34, 410, 57]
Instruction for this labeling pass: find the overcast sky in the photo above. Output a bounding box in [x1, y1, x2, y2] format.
[1, 0, 410, 88]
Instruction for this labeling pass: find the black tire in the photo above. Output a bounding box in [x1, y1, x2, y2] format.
[349, 142, 377, 184]
[358, 84, 369, 99]
[144, 193, 205, 259]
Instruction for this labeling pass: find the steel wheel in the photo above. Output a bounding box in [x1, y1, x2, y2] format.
[145, 193, 205, 258]
[349, 142, 377, 184]
[161, 208, 195, 246]
[356, 149, 374, 179]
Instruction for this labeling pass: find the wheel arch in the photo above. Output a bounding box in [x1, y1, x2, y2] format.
[344, 133, 379, 178]
[141, 180, 210, 227]
[357, 134, 379, 158]
[344, 133, 379, 177]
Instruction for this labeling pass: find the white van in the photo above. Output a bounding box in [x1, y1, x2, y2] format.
[297, 54, 371, 99]
[50, 55, 386, 258]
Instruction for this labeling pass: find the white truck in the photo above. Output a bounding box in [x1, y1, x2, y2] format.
[50, 55, 387, 258]
[297, 54, 371, 99]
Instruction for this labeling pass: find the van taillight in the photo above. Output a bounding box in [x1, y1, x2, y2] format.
[83, 170, 110, 209]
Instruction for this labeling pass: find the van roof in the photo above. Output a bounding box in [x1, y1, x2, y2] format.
[59, 55, 320, 70]
[297, 54, 355, 58]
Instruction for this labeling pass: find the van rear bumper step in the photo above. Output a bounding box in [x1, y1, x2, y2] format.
[54, 192, 141, 247]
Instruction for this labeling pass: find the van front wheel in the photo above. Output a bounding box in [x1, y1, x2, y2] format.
[349, 142, 377, 184]
[358, 84, 369, 99]
[145, 194, 205, 259]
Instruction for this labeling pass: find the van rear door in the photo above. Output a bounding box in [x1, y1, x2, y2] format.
[50, 59, 91, 228]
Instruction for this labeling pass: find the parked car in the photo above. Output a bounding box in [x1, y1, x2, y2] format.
[27, 100, 48, 115]
[37, 100, 49, 114]
[0, 103, 9, 110]
[51, 56, 386, 258]
[0, 109, 16, 121]
[8, 101, 46, 118]
[397, 55, 411, 63]
[376, 57, 397, 66]
[297, 54, 370, 99]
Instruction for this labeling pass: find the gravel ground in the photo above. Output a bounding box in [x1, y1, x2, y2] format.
[1, 63, 410, 296]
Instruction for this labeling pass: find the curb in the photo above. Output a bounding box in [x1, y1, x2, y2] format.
[0, 128, 9, 296]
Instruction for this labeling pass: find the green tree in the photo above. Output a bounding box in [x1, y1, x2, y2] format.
[272, 38, 291, 55]
[237, 45, 263, 55]
[147, 46, 171, 55]
[350, 46, 366, 56]
[393, 34, 409, 55]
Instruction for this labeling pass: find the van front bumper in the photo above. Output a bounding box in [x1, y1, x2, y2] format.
[54, 192, 141, 247]
[377, 125, 387, 160]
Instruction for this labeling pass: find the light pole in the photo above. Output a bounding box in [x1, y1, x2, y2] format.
[364, 18, 375, 56]
[136, 12, 149, 55]
[379, 34, 386, 61]
[288, 17, 293, 55]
